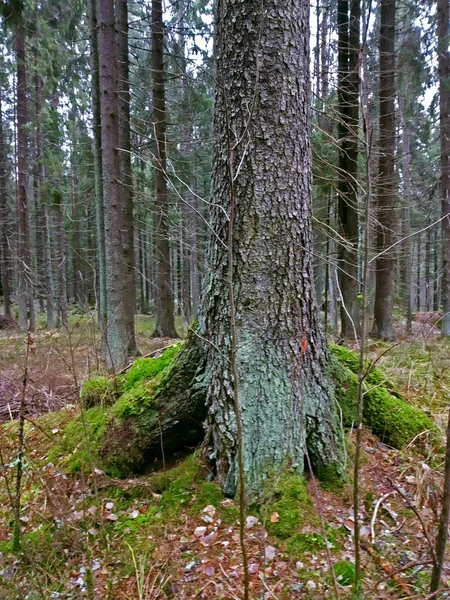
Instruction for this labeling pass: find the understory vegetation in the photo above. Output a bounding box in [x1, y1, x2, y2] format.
[0, 320, 448, 599]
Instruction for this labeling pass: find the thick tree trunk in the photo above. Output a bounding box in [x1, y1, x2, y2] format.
[151, 0, 178, 338]
[372, 0, 396, 340]
[438, 0, 450, 336]
[97, 0, 137, 370]
[16, 22, 35, 331]
[201, 0, 341, 495]
[115, 0, 137, 351]
[337, 0, 361, 339]
[119, 0, 342, 498]
[0, 88, 12, 319]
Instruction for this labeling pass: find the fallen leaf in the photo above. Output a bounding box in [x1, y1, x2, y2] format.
[264, 545, 277, 560]
[270, 512, 280, 523]
[246, 516, 259, 528]
[194, 526, 207, 537]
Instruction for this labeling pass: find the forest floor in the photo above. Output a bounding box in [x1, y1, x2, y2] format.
[0, 312, 449, 599]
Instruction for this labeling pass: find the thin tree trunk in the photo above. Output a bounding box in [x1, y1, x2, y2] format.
[438, 0, 450, 336]
[16, 22, 34, 331]
[55, 189, 68, 327]
[89, 0, 107, 342]
[372, 0, 396, 340]
[337, 0, 361, 339]
[0, 88, 12, 319]
[115, 0, 137, 352]
[151, 0, 178, 338]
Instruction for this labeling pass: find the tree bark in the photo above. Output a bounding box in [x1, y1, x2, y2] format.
[438, 0, 450, 337]
[0, 87, 12, 319]
[97, 0, 137, 370]
[16, 21, 35, 331]
[151, 0, 178, 338]
[372, 0, 396, 340]
[115, 0, 137, 351]
[337, 0, 361, 339]
[89, 0, 107, 343]
[202, 0, 342, 495]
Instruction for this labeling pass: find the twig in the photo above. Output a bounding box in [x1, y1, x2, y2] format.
[370, 491, 395, 542]
[115, 343, 179, 377]
[259, 573, 281, 600]
[371, 559, 433, 589]
[388, 478, 437, 566]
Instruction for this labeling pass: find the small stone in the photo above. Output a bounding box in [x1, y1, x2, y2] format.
[306, 580, 316, 590]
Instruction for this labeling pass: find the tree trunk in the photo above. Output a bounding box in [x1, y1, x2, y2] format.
[151, 0, 178, 338]
[121, 0, 343, 498]
[337, 0, 361, 339]
[438, 0, 450, 337]
[115, 0, 137, 351]
[202, 0, 342, 495]
[16, 21, 35, 331]
[89, 0, 107, 342]
[0, 87, 12, 319]
[97, 0, 136, 370]
[372, 0, 396, 340]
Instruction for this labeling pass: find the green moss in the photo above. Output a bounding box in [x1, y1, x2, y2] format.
[265, 474, 315, 540]
[330, 344, 437, 448]
[334, 560, 356, 586]
[316, 464, 345, 491]
[287, 532, 326, 554]
[48, 406, 108, 472]
[111, 382, 155, 418]
[119, 344, 181, 391]
[80, 376, 115, 408]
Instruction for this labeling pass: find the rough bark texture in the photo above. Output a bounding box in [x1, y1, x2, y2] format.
[115, 0, 136, 352]
[372, 0, 396, 340]
[438, 0, 450, 336]
[337, 0, 361, 339]
[198, 0, 342, 496]
[89, 0, 107, 343]
[151, 0, 178, 338]
[0, 87, 12, 319]
[16, 22, 34, 331]
[97, 0, 135, 370]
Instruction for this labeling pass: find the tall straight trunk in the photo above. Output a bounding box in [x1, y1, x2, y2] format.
[372, 0, 396, 340]
[0, 88, 12, 319]
[35, 73, 56, 328]
[425, 219, 432, 311]
[115, 0, 136, 351]
[438, 0, 450, 336]
[55, 190, 68, 327]
[16, 22, 34, 331]
[151, 0, 178, 338]
[398, 94, 413, 334]
[89, 0, 107, 340]
[97, 0, 136, 370]
[337, 0, 361, 339]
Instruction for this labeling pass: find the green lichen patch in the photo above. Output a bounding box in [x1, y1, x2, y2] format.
[80, 375, 116, 408]
[330, 344, 437, 448]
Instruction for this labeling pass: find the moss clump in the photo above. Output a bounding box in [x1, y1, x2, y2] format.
[330, 344, 436, 448]
[119, 344, 181, 391]
[80, 376, 115, 408]
[334, 560, 356, 586]
[265, 474, 315, 540]
[48, 406, 108, 472]
[316, 464, 345, 491]
[111, 382, 154, 419]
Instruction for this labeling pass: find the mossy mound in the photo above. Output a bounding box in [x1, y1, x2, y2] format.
[265, 474, 314, 539]
[80, 376, 116, 408]
[330, 344, 436, 448]
[50, 343, 184, 477]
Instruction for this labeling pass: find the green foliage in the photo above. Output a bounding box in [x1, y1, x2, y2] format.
[330, 344, 437, 448]
[80, 376, 115, 409]
[334, 560, 356, 586]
